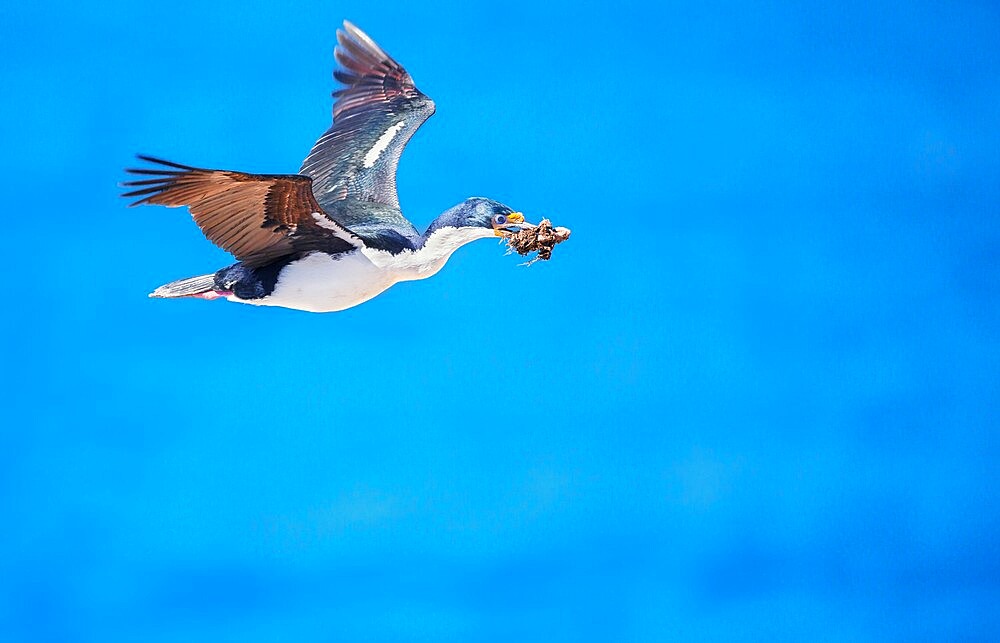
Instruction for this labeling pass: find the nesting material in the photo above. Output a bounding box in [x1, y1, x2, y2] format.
[506, 219, 571, 264]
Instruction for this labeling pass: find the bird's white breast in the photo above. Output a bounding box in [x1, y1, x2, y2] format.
[228, 226, 495, 313]
[232, 251, 393, 313]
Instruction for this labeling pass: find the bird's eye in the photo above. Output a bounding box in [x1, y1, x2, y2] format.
[493, 214, 507, 225]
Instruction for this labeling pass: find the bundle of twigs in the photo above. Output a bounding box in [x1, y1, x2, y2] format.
[505, 219, 571, 264]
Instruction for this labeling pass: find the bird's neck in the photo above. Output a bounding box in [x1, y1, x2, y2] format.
[418, 224, 496, 255]
[375, 225, 494, 280]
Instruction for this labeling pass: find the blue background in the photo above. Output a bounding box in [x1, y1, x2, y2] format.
[1, 1, 998, 641]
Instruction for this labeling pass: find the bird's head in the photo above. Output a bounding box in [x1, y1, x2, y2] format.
[426, 197, 534, 239]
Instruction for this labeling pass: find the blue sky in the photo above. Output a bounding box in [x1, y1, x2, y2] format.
[1, 1, 998, 641]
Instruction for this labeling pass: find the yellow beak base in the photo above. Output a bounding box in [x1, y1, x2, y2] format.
[495, 212, 526, 236]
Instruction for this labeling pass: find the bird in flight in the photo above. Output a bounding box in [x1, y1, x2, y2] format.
[122, 21, 539, 313]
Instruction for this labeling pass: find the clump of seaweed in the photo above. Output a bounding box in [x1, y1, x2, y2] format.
[505, 219, 571, 264]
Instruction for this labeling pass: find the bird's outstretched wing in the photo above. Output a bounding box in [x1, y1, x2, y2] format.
[299, 21, 435, 217]
[122, 156, 362, 267]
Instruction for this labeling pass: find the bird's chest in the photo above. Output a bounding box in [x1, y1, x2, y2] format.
[239, 251, 395, 313]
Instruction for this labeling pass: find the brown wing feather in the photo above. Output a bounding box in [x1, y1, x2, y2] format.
[122, 156, 360, 266]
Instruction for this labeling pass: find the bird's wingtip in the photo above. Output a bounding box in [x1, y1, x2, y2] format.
[341, 20, 361, 40]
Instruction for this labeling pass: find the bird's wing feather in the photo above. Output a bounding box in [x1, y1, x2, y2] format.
[299, 21, 435, 219]
[122, 156, 361, 267]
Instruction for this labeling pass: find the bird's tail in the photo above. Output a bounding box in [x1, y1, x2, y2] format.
[149, 274, 218, 299]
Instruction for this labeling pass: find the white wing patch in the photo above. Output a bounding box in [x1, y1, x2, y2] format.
[311, 212, 343, 231]
[363, 121, 407, 169]
[311, 212, 363, 248]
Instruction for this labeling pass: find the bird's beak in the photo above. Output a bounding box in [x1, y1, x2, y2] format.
[494, 212, 536, 237]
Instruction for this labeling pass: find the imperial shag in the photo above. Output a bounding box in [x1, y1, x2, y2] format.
[122, 21, 537, 313]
